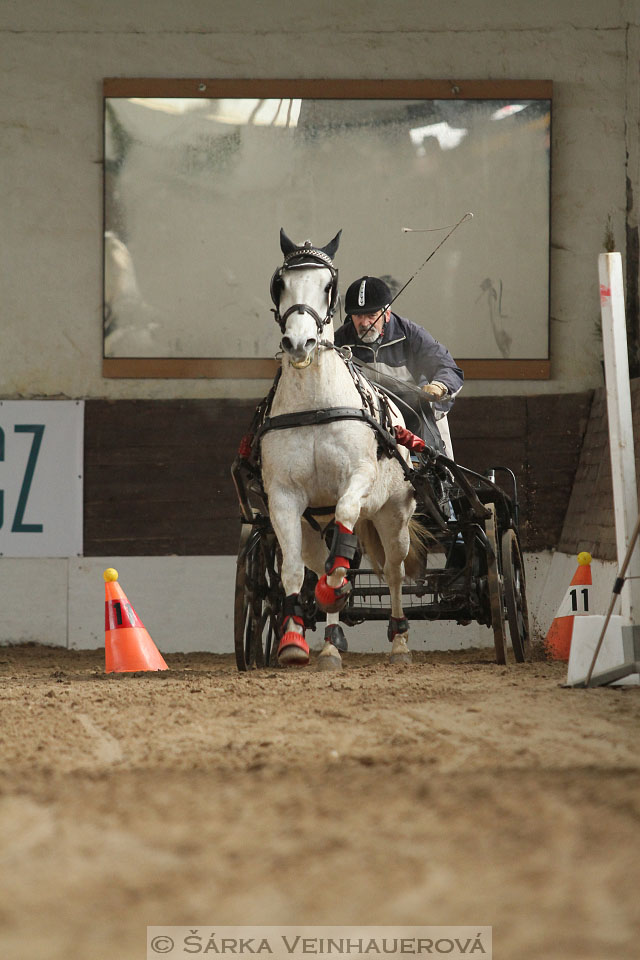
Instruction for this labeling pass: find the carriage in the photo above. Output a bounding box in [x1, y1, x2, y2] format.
[232, 405, 531, 670]
[232, 229, 532, 671]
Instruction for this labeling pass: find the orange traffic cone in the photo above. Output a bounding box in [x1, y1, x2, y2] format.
[544, 552, 593, 661]
[104, 568, 169, 673]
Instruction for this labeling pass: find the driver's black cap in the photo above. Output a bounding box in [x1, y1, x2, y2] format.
[344, 276, 391, 315]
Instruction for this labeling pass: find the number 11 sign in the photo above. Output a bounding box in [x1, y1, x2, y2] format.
[0, 401, 84, 557]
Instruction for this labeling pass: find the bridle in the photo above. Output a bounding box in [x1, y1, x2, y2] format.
[270, 241, 339, 335]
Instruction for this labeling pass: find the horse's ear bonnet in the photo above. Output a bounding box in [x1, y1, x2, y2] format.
[270, 229, 342, 315]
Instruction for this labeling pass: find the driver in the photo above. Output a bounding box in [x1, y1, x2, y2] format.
[335, 276, 464, 457]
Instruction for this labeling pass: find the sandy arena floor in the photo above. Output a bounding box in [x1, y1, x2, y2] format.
[0, 643, 638, 960]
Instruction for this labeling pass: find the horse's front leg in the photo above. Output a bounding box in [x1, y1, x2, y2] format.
[315, 465, 374, 613]
[268, 489, 309, 666]
[301, 522, 347, 672]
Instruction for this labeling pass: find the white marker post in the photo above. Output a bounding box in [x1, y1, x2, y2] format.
[599, 252, 640, 622]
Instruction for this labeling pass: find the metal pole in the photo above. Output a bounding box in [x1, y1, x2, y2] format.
[585, 511, 640, 685]
[599, 252, 640, 622]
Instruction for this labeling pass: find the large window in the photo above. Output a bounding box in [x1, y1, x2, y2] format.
[104, 79, 551, 379]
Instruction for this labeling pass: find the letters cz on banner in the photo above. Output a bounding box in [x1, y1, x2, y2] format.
[0, 401, 84, 557]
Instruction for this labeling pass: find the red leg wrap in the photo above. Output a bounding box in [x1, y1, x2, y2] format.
[277, 616, 309, 666]
[315, 574, 351, 613]
[327, 555, 350, 575]
[317, 522, 355, 612]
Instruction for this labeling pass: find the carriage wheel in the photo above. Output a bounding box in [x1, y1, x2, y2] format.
[485, 504, 508, 665]
[501, 528, 532, 662]
[234, 524, 282, 671]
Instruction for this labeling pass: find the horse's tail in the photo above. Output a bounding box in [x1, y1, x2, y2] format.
[405, 515, 432, 579]
[355, 516, 431, 580]
[354, 519, 384, 577]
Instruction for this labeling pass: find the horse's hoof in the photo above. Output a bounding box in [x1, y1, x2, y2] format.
[389, 635, 412, 665]
[317, 642, 342, 672]
[277, 632, 310, 667]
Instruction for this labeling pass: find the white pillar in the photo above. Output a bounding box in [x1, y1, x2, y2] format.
[599, 252, 640, 622]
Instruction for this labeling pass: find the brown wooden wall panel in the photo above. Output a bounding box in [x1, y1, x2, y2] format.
[559, 379, 640, 560]
[85, 393, 592, 557]
[84, 399, 259, 556]
[448, 392, 593, 551]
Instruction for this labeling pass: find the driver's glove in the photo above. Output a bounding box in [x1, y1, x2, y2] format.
[421, 381, 447, 399]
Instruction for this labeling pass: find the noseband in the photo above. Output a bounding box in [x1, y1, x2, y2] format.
[270, 241, 339, 335]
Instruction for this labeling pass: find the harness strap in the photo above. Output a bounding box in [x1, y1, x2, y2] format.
[302, 505, 335, 532]
[344, 356, 379, 422]
[279, 302, 326, 329]
[328, 345, 394, 435]
[254, 406, 412, 480]
[239, 368, 282, 462]
[258, 406, 371, 433]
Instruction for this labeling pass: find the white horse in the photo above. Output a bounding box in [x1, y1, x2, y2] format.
[260, 229, 424, 671]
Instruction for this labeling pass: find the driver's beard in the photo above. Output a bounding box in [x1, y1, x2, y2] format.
[359, 327, 382, 344]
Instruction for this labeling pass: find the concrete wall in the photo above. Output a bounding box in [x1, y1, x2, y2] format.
[2, 2, 637, 652]
[0, 551, 618, 654]
[3, 1, 640, 401]
[0, 390, 595, 653]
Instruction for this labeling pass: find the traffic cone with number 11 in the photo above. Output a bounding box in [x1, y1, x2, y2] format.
[104, 568, 169, 673]
[544, 552, 593, 661]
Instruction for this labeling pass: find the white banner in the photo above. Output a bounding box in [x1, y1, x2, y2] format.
[0, 400, 84, 557]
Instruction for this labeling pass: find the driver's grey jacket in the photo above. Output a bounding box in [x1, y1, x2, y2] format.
[334, 312, 464, 417]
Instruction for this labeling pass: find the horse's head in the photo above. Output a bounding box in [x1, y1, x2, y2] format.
[270, 229, 342, 367]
